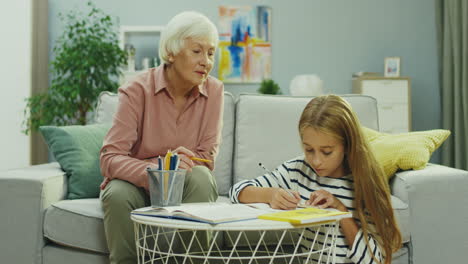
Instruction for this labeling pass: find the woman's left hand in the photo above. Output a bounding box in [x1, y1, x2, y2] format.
[100, 177, 111, 190]
[306, 189, 347, 212]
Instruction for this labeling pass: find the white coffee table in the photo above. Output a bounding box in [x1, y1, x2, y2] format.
[131, 213, 340, 264]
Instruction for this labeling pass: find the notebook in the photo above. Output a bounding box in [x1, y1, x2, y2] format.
[258, 207, 352, 225]
[132, 202, 276, 224]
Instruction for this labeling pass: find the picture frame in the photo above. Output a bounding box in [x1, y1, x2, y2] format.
[384, 57, 401, 77]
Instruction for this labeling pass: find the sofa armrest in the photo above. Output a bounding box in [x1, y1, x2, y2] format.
[390, 164, 468, 264]
[0, 162, 66, 264]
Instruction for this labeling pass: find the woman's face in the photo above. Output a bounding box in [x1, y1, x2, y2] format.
[170, 37, 215, 87]
[301, 127, 346, 178]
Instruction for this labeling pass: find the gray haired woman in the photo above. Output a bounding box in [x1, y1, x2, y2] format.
[99, 11, 223, 264]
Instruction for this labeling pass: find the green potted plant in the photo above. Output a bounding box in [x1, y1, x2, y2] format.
[258, 79, 282, 95]
[23, 1, 127, 134]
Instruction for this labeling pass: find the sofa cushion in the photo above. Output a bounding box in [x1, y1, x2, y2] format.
[44, 199, 108, 254]
[233, 94, 379, 185]
[390, 195, 410, 243]
[93, 91, 119, 125]
[363, 127, 451, 179]
[213, 93, 235, 195]
[40, 124, 111, 199]
[44, 195, 233, 254]
[43, 245, 108, 264]
[93, 91, 235, 196]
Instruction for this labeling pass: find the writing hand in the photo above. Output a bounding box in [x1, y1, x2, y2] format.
[269, 188, 301, 210]
[306, 189, 347, 211]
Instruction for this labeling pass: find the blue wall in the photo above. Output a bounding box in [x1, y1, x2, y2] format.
[49, 0, 441, 159]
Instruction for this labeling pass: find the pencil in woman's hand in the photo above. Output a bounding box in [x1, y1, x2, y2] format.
[190, 156, 212, 163]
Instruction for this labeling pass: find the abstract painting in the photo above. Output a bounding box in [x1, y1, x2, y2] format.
[218, 6, 272, 83]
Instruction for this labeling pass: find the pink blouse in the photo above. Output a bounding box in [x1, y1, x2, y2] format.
[99, 65, 224, 189]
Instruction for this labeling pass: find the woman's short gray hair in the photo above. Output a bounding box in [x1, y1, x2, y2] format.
[159, 11, 219, 65]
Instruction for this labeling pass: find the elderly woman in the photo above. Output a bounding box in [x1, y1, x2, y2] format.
[99, 11, 223, 264]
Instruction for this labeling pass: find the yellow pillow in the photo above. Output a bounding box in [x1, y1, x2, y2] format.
[362, 127, 450, 179]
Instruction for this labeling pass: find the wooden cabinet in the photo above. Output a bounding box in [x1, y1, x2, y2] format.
[353, 76, 411, 134]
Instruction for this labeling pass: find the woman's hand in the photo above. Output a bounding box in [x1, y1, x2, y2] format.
[269, 188, 301, 210]
[306, 189, 347, 212]
[100, 177, 111, 190]
[173, 146, 195, 171]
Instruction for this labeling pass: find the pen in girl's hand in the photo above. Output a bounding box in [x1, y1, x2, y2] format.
[284, 188, 296, 198]
[257, 162, 314, 208]
[258, 162, 268, 172]
[258, 162, 301, 201]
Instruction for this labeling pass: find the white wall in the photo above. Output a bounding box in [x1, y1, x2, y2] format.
[0, 0, 31, 170]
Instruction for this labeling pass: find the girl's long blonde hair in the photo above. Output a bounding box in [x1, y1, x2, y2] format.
[299, 95, 401, 263]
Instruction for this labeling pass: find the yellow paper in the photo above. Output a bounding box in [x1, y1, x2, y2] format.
[258, 207, 351, 225]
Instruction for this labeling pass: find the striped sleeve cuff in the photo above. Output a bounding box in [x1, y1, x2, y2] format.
[229, 180, 258, 203]
[346, 229, 382, 264]
[347, 229, 364, 261]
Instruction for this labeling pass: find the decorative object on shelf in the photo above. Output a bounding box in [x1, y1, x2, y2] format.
[124, 44, 136, 72]
[289, 74, 324, 96]
[22, 1, 127, 134]
[258, 79, 281, 95]
[352, 72, 381, 78]
[384, 57, 401, 77]
[119, 25, 163, 72]
[153, 57, 160, 67]
[218, 6, 272, 83]
[142, 57, 151, 70]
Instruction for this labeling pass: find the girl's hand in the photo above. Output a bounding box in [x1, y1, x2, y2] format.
[269, 188, 301, 210]
[306, 189, 347, 212]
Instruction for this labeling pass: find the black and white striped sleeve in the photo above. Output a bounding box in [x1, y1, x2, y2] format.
[346, 229, 383, 264]
[229, 162, 292, 203]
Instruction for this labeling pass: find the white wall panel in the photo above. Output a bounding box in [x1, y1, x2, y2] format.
[0, 0, 31, 170]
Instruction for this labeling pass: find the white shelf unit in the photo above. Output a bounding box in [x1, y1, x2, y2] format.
[353, 76, 411, 134]
[119, 25, 164, 84]
[119, 25, 164, 50]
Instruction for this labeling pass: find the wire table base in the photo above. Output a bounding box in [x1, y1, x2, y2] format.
[132, 215, 339, 264]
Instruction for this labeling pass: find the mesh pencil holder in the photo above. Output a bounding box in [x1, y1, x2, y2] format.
[147, 168, 186, 207]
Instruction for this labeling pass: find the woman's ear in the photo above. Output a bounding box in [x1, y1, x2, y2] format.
[168, 55, 174, 63]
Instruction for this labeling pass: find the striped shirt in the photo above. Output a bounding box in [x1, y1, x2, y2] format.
[229, 156, 383, 264]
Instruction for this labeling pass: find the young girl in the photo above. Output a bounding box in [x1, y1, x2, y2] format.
[229, 95, 401, 264]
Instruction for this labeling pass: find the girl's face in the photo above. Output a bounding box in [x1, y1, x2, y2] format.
[301, 127, 346, 178]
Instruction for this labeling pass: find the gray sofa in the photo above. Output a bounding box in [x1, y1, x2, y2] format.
[1, 92, 467, 264]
